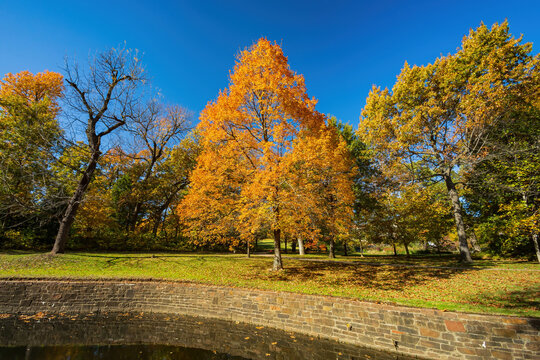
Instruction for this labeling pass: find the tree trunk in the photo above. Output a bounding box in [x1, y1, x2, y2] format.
[423, 240, 428, 251]
[532, 233, 540, 264]
[329, 238, 335, 258]
[298, 238, 305, 255]
[130, 203, 142, 231]
[152, 181, 187, 237]
[160, 219, 168, 241]
[393, 243, 397, 256]
[273, 229, 283, 270]
[284, 235, 288, 254]
[247, 239, 250, 258]
[152, 216, 162, 237]
[291, 238, 296, 253]
[152, 206, 168, 237]
[343, 241, 348, 256]
[51, 156, 99, 254]
[468, 229, 481, 253]
[358, 241, 364, 257]
[444, 174, 472, 263]
[404, 243, 410, 257]
[152, 201, 172, 236]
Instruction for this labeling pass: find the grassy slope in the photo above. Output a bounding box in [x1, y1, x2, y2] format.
[0, 251, 538, 317]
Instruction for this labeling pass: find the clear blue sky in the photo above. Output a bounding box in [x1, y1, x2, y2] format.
[1, 0, 538, 127]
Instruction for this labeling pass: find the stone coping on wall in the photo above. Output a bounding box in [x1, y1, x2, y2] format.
[0, 278, 538, 360]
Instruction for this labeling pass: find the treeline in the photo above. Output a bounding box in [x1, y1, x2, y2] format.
[0, 22, 538, 265]
[0, 49, 200, 252]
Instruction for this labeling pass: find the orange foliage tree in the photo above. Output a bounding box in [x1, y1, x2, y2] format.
[179, 39, 337, 270]
[0, 70, 64, 115]
[284, 127, 356, 258]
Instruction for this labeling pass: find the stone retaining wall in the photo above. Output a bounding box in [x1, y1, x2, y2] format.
[0, 312, 412, 360]
[0, 278, 538, 360]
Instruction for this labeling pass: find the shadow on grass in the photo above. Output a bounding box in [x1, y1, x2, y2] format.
[66, 252, 253, 269]
[68, 252, 219, 261]
[252, 260, 480, 292]
[465, 287, 540, 318]
[272, 253, 538, 270]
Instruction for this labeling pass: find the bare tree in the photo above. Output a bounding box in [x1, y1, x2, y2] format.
[51, 46, 145, 254]
[127, 101, 191, 230]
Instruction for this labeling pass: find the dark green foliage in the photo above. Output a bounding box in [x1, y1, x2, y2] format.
[111, 174, 135, 230]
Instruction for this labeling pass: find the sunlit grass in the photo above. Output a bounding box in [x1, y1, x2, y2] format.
[0, 251, 538, 317]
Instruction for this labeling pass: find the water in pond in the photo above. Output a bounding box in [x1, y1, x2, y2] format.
[0, 312, 415, 359]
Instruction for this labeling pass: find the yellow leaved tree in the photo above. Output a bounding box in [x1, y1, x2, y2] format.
[359, 22, 538, 263]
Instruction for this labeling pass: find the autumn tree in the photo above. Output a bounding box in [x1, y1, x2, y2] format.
[0, 71, 65, 244]
[50, 47, 145, 254]
[285, 126, 355, 258]
[359, 22, 537, 263]
[179, 39, 325, 270]
[180, 144, 245, 251]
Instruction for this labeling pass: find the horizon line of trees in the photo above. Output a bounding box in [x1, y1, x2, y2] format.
[0, 21, 538, 267]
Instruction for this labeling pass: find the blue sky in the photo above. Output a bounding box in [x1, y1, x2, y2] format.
[0, 0, 538, 127]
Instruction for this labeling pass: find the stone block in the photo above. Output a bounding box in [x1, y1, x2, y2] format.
[445, 320, 466, 333]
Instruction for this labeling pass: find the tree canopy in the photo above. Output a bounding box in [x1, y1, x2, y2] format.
[179, 39, 354, 269]
[359, 21, 539, 262]
[0, 71, 65, 242]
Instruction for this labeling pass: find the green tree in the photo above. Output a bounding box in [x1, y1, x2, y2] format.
[329, 117, 379, 255]
[464, 86, 539, 261]
[0, 71, 65, 246]
[359, 22, 538, 263]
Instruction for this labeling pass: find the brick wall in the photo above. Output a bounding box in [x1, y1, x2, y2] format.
[0, 279, 538, 360]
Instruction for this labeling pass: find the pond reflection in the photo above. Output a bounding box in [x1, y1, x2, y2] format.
[0, 312, 414, 359]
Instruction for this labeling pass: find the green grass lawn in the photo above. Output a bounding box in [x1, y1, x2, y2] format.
[0, 251, 538, 317]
